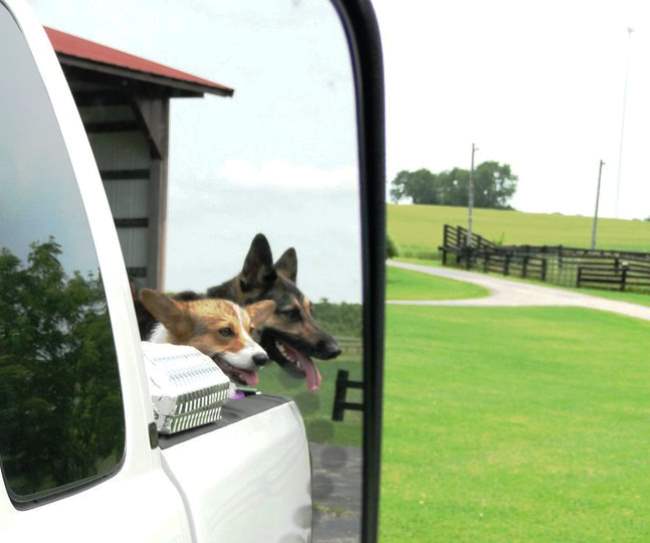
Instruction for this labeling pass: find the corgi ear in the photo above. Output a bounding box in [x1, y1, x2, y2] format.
[241, 233, 276, 291]
[245, 300, 277, 327]
[139, 289, 193, 338]
[274, 247, 297, 283]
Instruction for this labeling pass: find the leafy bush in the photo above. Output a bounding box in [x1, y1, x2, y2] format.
[386, 235, 399, 259]
[313, 300, 362, 338]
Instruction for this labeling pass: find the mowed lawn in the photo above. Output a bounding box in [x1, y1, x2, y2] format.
[260, 348, 362, 447]
[382, 305, 650, 542]
[386, 265, 489, 301]
[388, 203, 650, 257]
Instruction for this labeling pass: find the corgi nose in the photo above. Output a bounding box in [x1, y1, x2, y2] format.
[252, 353, 270, 366]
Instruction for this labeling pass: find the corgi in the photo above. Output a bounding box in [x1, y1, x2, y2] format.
[139, 288, 275, 388]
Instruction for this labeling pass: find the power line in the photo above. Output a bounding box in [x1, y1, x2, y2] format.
[615, 27, 634, 218]
[591, 160, 605, 250]
[467, 142, 478, 247]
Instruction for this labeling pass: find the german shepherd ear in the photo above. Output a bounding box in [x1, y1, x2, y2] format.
[245, 300, 277, 327]
[274, 247, 297, 283]
[241, 234, 276, 291]
[139, 289, 193, 338]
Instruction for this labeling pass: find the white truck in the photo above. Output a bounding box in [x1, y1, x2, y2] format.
[0, 1, 314, 541]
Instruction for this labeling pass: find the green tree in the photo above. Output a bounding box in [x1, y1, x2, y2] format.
[0, 239, 124, 497]
[390, 162, 518, 209]
[390, 169, 439, 204]
[473, 161, 518, 209]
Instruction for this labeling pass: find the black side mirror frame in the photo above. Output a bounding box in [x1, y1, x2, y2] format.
[330, 1, 386, 541]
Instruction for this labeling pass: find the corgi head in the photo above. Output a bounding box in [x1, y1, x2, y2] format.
[139, 289, 275, 387]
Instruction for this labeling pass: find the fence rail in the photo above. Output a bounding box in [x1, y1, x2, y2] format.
[439, 224, 650, 293]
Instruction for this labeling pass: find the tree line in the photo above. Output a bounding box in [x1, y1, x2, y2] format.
[390, 161, 518, 209]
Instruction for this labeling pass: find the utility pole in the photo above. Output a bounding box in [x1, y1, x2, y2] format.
[467, 142, 478, 247]
[591, 159, 605, 250]
[615, 27, 634, 218]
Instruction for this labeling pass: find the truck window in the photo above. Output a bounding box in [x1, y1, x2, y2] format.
[0, 7, 125, 504]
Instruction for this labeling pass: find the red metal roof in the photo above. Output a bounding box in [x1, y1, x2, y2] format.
[45, 27, 233, 96]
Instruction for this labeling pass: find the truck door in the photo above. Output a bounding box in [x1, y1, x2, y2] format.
[0, 2, 192, 541]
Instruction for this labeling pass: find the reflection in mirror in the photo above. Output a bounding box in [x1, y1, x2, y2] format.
[0, 5, 124, 502]
[30, 0, 363, 540]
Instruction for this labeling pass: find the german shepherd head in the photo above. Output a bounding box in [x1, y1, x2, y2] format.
[206, 234, 341, 391]
[140, 288, 275, 387]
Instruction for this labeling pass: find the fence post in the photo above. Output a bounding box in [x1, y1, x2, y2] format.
[484, 253, 490, 273]
[541, 259, 548, 281]
[621, 266, 628, 291]
[576, 267, 582, 288]
[522, 256, 529, 278]
[504, 254, 511, 276]
[614, 257, 620, 271]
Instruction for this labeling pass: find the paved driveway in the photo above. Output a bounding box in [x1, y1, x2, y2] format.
[310, 442, 361, 543]
[388, 260, 650, 322]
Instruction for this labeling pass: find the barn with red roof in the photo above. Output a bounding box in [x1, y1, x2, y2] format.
[46, 27, 233, 290]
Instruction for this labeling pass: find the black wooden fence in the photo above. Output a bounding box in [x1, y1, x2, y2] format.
[576, 259, 650, 291]
[439, 224, 650, 293]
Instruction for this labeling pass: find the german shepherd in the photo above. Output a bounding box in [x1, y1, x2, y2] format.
[205, 234, 341, 392]
[139, 288, 275, 388]
[135, 234, 341, 391]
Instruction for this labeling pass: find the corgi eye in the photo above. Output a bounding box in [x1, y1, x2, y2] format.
[219, 327, 234, 338]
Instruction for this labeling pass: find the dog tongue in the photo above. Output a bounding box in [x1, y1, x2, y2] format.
[281, 341, 322, 392]
[240, 370, 259, 387]
[295, 351, 321, 392]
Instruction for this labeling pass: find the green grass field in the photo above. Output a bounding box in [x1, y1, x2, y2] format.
[259, 348, 362, 446]
[388, 204, 650, 258]
[386, 265, 489, 301]
[381, 305, 650, 542]
[258, 301, 363, 447]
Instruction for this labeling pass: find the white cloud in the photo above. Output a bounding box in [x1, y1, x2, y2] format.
[217, 159, 357, 192]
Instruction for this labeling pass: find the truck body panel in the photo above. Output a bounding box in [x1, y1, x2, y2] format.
[0, 471, 192, 543]
[161, 399, 312, 542]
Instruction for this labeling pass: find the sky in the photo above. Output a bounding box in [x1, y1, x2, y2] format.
[27, 0, 362, 302]
[24, 0, 650, 301]
[373, 0, 650, 220]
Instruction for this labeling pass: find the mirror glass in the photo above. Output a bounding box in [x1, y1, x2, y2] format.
[0, 3, 124, 503]
[29, 0, 364, 540]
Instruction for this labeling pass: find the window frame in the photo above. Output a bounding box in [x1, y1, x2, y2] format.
[331, 1, 386, 541]
[0, 0, 157, 510]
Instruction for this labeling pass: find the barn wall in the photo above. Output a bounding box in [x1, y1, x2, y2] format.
[78, 103, 158, 289]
